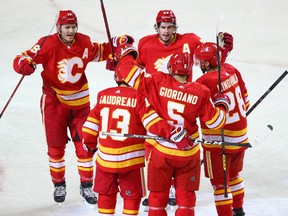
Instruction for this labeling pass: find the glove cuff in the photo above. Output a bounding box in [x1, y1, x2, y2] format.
[170, 126, 185, 142]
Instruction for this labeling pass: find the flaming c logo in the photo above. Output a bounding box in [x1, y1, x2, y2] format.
[57, 57, 83, 83]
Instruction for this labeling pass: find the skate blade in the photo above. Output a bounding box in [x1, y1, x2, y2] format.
[166, 205, 177, 212]
[56, 202, 63, 208]
[81, 197, 96, 210]
[143, 206, 148, 212]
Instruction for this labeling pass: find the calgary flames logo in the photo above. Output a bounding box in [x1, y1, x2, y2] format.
[154, 54, 173, 74]
[57, 57, 83, 83]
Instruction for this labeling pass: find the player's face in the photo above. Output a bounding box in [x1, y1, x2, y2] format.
[194, 57, 209, 74]
[200, 61, 211, 74]
[59, 24, 77, 45]
[158, 22, 176, 44]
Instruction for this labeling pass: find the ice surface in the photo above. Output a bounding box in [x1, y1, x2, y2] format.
[0, 0, 287, 215]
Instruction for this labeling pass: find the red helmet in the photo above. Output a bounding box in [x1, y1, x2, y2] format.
[168, 53, 192, 76]
[56, 10, 78, 26]
[156, 10, 177, 26]
[194, 42, 219, 67]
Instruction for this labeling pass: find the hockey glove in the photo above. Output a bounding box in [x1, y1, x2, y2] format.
[17, 56, 36, 76]
[218, 32, 233, 63]
[106, 54, 118, 71]
[214, 93, 230, 113]
[112, 34, 134, 47]
[115, 43, 138, 61]
[170, 126, 193, 150]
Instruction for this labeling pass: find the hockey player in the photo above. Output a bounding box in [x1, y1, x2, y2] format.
[113, 43, 230, 216]
[12, 10, 129, 205]
[81, 70, 191, 215]
[194, 42, 250, 216]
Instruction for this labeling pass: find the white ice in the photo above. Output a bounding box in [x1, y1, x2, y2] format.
[0, 0, 288, 215]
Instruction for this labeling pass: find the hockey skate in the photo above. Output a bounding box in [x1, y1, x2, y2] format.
[142, 198, 149, 212]
[233, 207, 245, 216]
[168, 186, 176, 206]
[166, 186, 176, 212]
[80, 182, 97, 208]
[53, 182, 66, 207]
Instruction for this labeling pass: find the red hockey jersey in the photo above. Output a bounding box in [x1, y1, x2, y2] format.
[82, 86, 175, 173]
[137, 33, 203, 80]
[13, 33, 111, 109]
[196, 63, 250, 152]
[116, 55, 227, 161]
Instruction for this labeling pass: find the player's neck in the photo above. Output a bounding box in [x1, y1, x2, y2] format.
[208, 66, 220, 73]
[173, 75, 187, 83]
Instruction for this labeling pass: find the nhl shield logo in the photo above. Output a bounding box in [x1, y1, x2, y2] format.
[126, 190, 131, 196]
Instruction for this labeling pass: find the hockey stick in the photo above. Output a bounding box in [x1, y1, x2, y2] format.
[246, 70, 288, 116]
[0, 19, 56, 119]
[244, 70, 287, 146]
[101, 132, 252, 148]
[100, 0, 115, 57]
[216, 14, 228, 197]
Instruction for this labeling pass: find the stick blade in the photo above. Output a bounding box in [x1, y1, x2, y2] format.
[267, 124, 273, 131]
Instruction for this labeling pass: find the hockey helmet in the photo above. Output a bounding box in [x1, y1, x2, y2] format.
[194, 42, 219, 67]
[168, 53, 192, 76]
[56, 10, 78, 27]
[156, 10, 177, 26]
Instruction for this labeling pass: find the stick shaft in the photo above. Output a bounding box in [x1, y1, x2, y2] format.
[216, 14, 228, 197]
[101, 132, 252, 147]
[0, 76, 25, 118]
[100, 0, 115, 57]
[247, 70, 288, 116]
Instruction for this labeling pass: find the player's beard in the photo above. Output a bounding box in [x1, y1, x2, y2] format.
[201, 65, 208, 74]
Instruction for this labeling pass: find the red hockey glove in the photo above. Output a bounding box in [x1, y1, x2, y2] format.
[112, 34, 134, 47]
[169, 126, 194, 150]
[214, 93, 230, 112]
[222, 32, 233, 52]
[106, 54, 118, 71]
[17, 56, 36, 75]
[218, 32, 233, 63]
[115, 43, 138, 61]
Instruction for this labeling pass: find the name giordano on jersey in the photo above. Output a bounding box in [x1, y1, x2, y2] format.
[159, 87, 198, 104]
